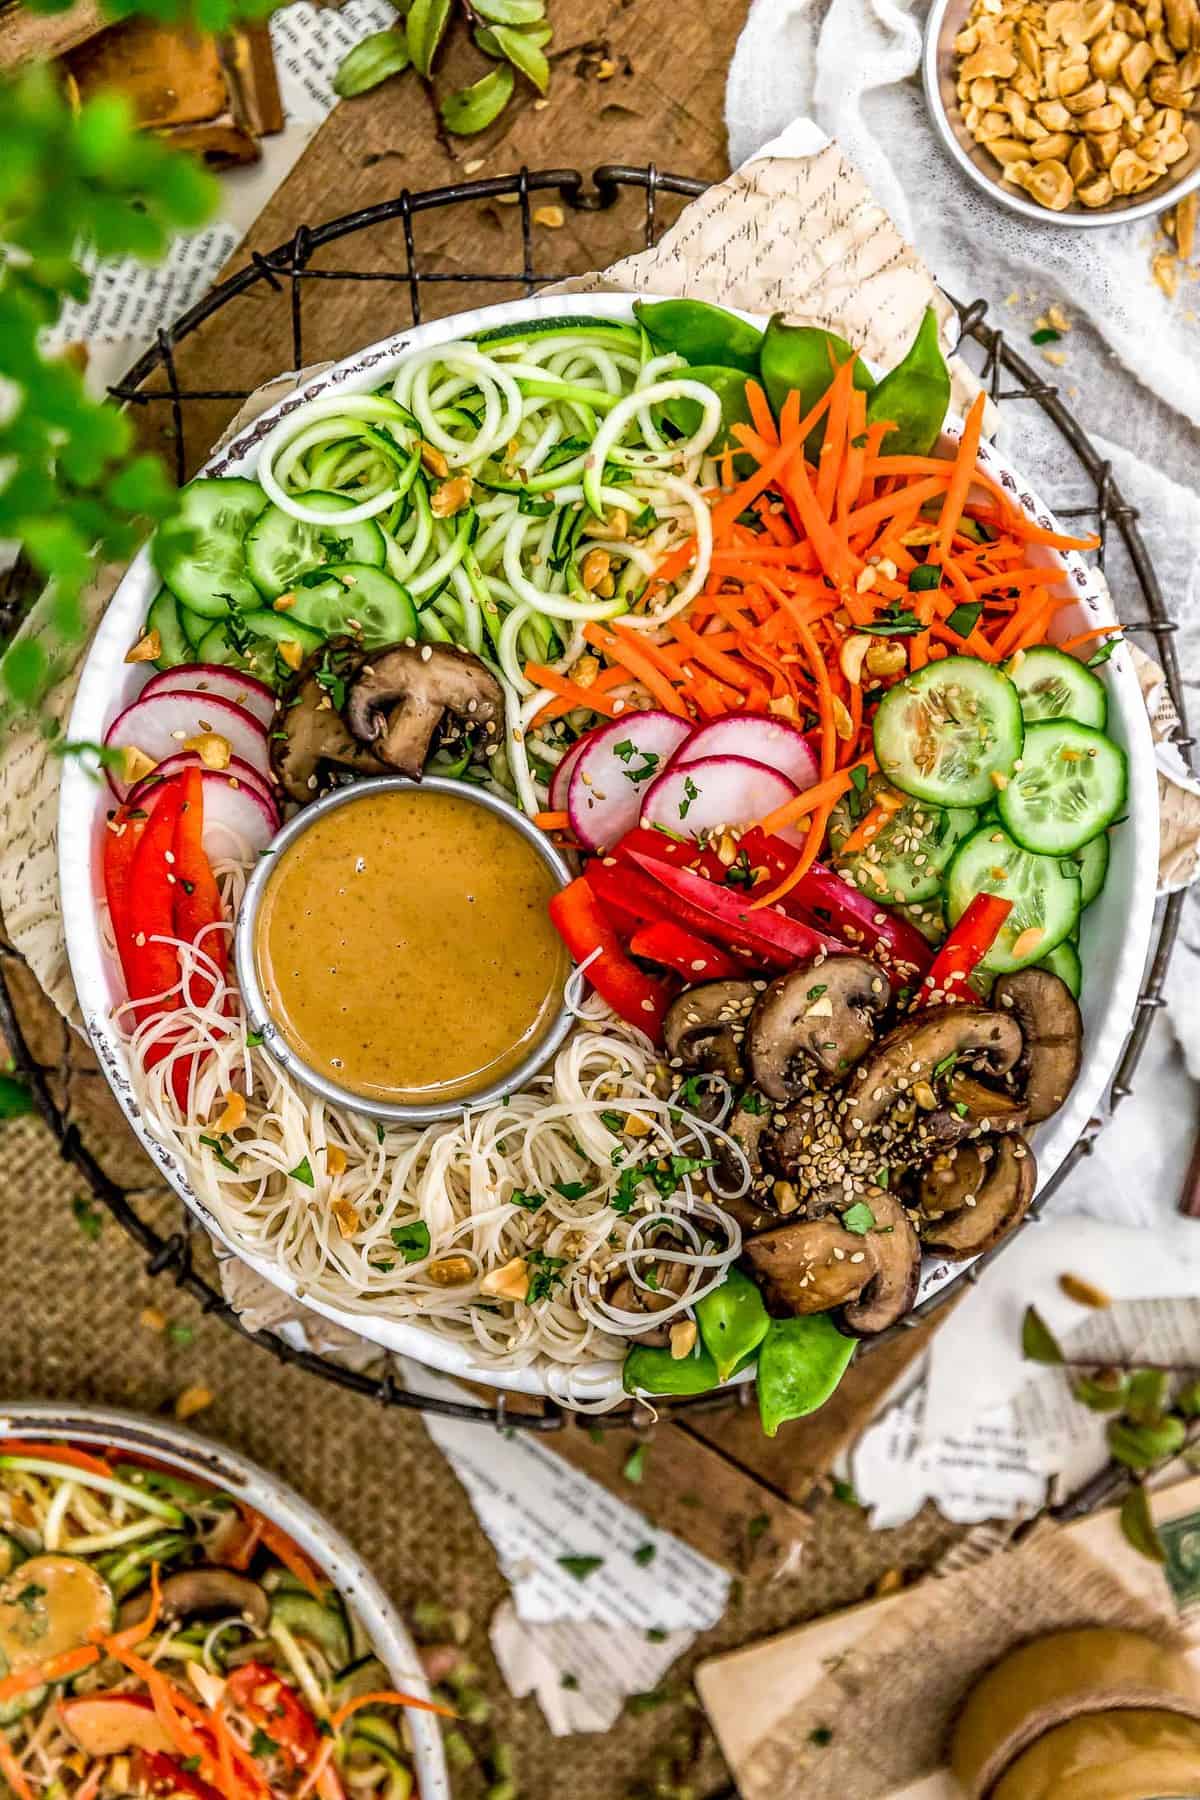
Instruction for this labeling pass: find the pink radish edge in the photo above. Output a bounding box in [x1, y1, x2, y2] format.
[548, 733, 592, 812]
[105, 691, 271, 801]
[141, 662, 276, 729]
[127, 750, 276, 812]
[191, 771, 278, 855]
[567, 712, 693, 851]
[668, 713, 819, 793]
[641, 755, 803, 845]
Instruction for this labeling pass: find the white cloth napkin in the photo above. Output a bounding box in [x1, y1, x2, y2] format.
[725, 36, 1200, 1226]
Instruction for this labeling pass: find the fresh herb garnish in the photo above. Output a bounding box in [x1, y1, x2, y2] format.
[622, 1442, 648, 1484]
[725, 848, 755, 888]
[246, 1029, 263, 1048]
[1088, 635, 1123, 667]
[390, 1222, 432, 1262]
[807, 983, 827, 1001]
[510, 1188, 544, 1212]
[1031, 326, 1061, 344]
[649, 1154, 713, 1199]
[288, 1156, 315, 1188]
[601, 1110, 625, 1133]
[841, 1202, 876, 1235]
[630, 503, 658, 536]
[558, 1554, 603, 1581]
[632, 1542, 656, 1567]
[199, 1136, 241, 1175]
[375, 1121, 386, 1145]
[517, 492, 554, 516]
[526, 1248, 567, 1302]
[561, 1672, 580, 1690]
[740, 1091, 766, 1115]
[611, 1166, 641, 1215]
[250, 1729, 280, 1760]
[945, 600, 984, 638]
[678, 775, 700, 820]
[553, 1180, 589, 1201]
[861, 602, 922, 637]
[849, 764, 869, 792]
[646, 1626, 668, 1643]
[907, 563, 942, 592]
[676, 1075, 706, 1110]
[168, 1323, 195, 1347]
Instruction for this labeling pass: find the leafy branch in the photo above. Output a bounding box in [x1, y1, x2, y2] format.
[0, 70, 220, 710]
[335, 0, 553, 136]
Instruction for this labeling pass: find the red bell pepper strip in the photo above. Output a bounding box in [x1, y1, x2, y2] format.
[172, 766, 227, 1004]
[736, 830, 931, 980]
[125, 782, 185, 1018]
[628, 851, 850, 968]
[912, 893, 1013, 1006]
[583, 859, 666, 933]
[587, 857, 791, 968]
[134, 1750, 224, 1800]
[102, 804, 149, 997]
[628, 919, 743, 982]
[549, 878, 672, 1041]
[226, 1662, 322, 1774]
[611, 825, 730, 885]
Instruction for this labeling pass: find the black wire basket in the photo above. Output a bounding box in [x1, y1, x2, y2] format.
[3, 163, 1193, 1434]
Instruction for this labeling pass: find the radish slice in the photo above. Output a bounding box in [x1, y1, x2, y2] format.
[671, 714, 819, 792]
[641, 755, 800, 843]
[105, 692, 271, 801]
[141, 662, 276, 729]
[548, 733, 591, 812]
[567, 712, 693, 851]
[192, 771, 279, 856]
[127, 750, 276, 812]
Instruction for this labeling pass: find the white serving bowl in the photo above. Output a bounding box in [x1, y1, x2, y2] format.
[60, 291, 1159, 1407]
[0, 1400, 449, 1800]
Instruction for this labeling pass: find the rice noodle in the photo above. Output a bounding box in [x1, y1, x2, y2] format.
[117, 850, 744, 1380]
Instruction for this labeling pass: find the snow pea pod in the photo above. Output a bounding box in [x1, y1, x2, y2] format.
[759, 316, 875, 454]
[865, 306, 950, 457]
[654, 365, 754, 450]
[696, 1266, 770, 1382]
[622, 1337, 758, 1398]
[756, 1314, 857, 1438]
[634, 299, 765, 374]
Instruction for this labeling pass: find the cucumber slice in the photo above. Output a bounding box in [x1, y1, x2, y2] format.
[896, 896, 947, 947]
[474, 315, 641, 354]
[147, 588, 192, 670]
[1038, 938, 1082, 998]
[1008, 644, 1107, 729]
[945, 823, 1081, 972]
[873, 656, 1024, 808]
[1074, 829, 1109, 907]
[331, 1653, 389, 1708]
[286, 565, 417, 647]
[245, 492, 387, 598]
[179, 605, 210, 651]
[269, 1589, 351, 1667]
[997, 719, 1127, 855]
[198, 612, 323, 686]
[151, 477, 266, 617]
[828, 776, 977, 903]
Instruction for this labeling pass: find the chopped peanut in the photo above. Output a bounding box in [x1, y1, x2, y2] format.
[480, 1257, 530, 1301]
[212, 1090, 246, 1134]
[330, 1195, 361, 1238]
[427, 1255, 474, 1287]
[420, 441, 449, 478]
[533, 204, 565, 228]
[140, 1306, 168, 1333]
[120, 745, 158, 786]
[669, 1320, 698, 1359]
[277, 640, 305, 671]
[431, 475, 473, 518]
[125, 630, 162, 665]
[174, 1385, 214, 1422]
[325, 1143, 348, 1177]
[182, 731, 232, 771]
[1059, 1271, 1112, 1306]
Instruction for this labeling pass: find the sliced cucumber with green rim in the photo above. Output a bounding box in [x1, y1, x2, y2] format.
[945, 822, 1081, 972]
[1074, 829, 1110, 908]
[245, 491, 387, 598]
[1038, 938, 1082, 998]
[198, 611, 323, 686]
[873, 656, 1024, 808]
[474, 315, 642, 354]
[151, 476, 266, 617]
[147, 588, 192, 670]
[270, 1588, 351, 1667]
[997, 719, 1127, 855]
[179, 604, 210, 650]
[1008, 643, 1107, 729]
[286, 564, 417, 646]
[896, 896, 947, 947]
[828, 776, 977, 904]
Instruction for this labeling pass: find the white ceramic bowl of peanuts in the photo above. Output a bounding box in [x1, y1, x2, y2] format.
[924, 0, 1200, 226]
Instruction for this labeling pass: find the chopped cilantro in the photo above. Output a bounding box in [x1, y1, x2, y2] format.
[250, 1728, 280, 1760]
[510, 1188, 544, 1212]
[678, 774, 700, 820]
[601, 1110, 625, 1133]
[391, 1222, 432, 1262]
[71, 1196, 103, 1241]
[740, 1091, 766, 1115]
[245, 1029, 263, 1048]
[646, 1627, 668, 1643]
[933, 1051, 959, 1079]
[809, 1726, 834, 1747]
[831, 1478, 859, 1506]
[807, 983, 827, 1001]
[199, 1135, 241, 1175]
[611, 739, 636, 763]
[553, 1179, 589, 1201]
[632, 1542, 657, 1567]
[288, 1156, 315, 1188]
[849, 764, 869, 792]
[611, 1165, 641, 1215]
[649, 1154, 712, 1199]
[1031, 326, 1061, 344]
[558, 1554, 603, 1580]
[526, 1248, 567, 1302]
[945, 600, 984, 638]
[1088, 635, 1123, 667]
[561, 1672, 579, 1690]
[954, 1100, 970, 1117]
[842, 1202, 876, 1234]
[375, 1121, 386, 1144]
[861, 602, 922, 637]
[622, 1442, 648, 1484]
[725, 848, 755, 888]
[675, 1075, 706, 1110]
[168, 1323, 195, 1347]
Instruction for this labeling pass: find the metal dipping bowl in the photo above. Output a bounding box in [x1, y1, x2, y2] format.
[234, 775, 576, 1126]
[923, 0, 1200, 226]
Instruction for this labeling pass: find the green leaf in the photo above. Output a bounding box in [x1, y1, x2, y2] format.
[945, 601, 984, 638]
[391, 1221, 432, 1263]
[653, 364, 753, 452]
[759, 317, 875, 455]
[558, 1554, 603, 1580]
[621, 1442, 648, 1484]
[288, 1156, 315, 1187]
[441, 65, 516, 132]
[866, 307, 951, 458]
[474, 0, 545, 19]
[841, 1202, 876, 1235]
[0, 1075, 33, 1119]
[1088, 636, 1123, 667]
[406, 0, 452, 77]
[1020, 1304, 1064, 1365]
[908, 563, 942, 593]
[1030, 326, 1061, 345]
[1119, 1485, 1165, 1562]
[489, 22, 550, 92]
[1107, 1415, 1186, 1470]
[632, 1542, 656, 1567]
[334, 30, 411, 99]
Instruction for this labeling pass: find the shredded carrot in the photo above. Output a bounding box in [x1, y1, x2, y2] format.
[224, 1508, 265, 1573]
[583, 624, 690, 718]
[0, 1442, 114, 1478]
[252, 1513, 328, 1602]
[533, 810, 570, 831]
[838, 793, 900, 856]
[0, 1730, 33, 1800]
[0, 1644, 99, 1705]
[1057, 624, 1122, 653]
[105, 1561, 163, 1653]
[525, 664, 622, 719]
[333, 1688, 458, 1728]
[750, 797, 836, 908]
[745, 379, 779, 447]
[815, 356, 855, 519]
[757, 758, 878, 837]
[936, 392, 987, 564]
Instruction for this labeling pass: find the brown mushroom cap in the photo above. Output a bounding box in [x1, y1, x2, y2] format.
[271, 640, 386, 804]
[992, 969, 1083, 1124]
[118, 1567, 270, 1634]
[918, 1134, 1037, 1259]
[747, 956, 887, 1100]
[841, 1005, 1024, 1137]
[713, 1091, 771, 1199]
[840, 1188, 922, 1336]
[742, 1217, 880, 1314]
[945, 1071, 1030, 1133]
[605, 1260, 687, 1345]
[664, 980, 758, 1086]
[916, 1141, 989, 1220]
[344, 643, 504, 777]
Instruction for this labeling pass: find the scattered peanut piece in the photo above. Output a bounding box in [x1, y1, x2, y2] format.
[140, 1306, 168, 1333]
[182, 731, 232, 771]
[120, 745, 158, 786]
[174, 1384, 214, 1422]
[669, 1320, 697, 1359]
[212, 1090, 246, 1134]
[126, 630, 162, 665]
[1059, 1271, 1112, 1306]
[533, 204, 565, 229]
[480, 1257, 530, 1301]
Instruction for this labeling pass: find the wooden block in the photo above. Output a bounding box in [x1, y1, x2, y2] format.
[0, 0, 106, 68]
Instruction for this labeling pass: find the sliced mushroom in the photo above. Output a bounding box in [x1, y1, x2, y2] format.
[712, 1091, 771, 1198]
[944, 1071, 1030, 1132]
[918, 1134, 1037, 1259]
[992, 969, 1083, 1123]
[344, 643, 504, 777]
[271, 640, 386, 804]
[916, 1141, 989, 1220]
[763, 1097, 849, 1195]
[742, 1217, 880, 1315]
[117, 1567, 270, 1634]
[605, 1259, 687, 1345]
[664, 981, 758, 1086]
[840, 1006, 1024, 1137]
[747, 956, 887, 1100]
[840, 1188, 922, 1336]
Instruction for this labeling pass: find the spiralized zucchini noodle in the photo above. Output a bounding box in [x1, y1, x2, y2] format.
[115, 849, 746, 1400]
[0, 1445, 422, 1797]
[253, 323, 721, 814]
